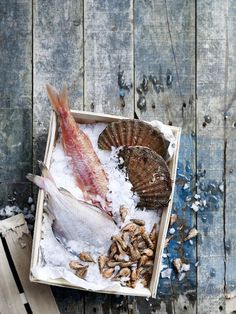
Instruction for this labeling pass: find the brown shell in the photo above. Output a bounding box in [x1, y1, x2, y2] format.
[98, 119, 170, 160]
[119, 146, 172, 209]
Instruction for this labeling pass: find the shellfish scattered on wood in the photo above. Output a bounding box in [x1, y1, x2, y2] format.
[98, 119, 170, 160]
[184, 227, 198, 241]
[119, 146, 172, 209]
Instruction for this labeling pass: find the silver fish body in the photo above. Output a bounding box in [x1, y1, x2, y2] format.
[27, 164, 118, 250]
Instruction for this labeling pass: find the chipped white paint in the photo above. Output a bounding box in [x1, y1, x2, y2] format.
[0, 213, 28, 237]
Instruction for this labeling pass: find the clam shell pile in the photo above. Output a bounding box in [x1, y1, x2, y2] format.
[98, 218, 158, 288]
[98, 119, 172, 210]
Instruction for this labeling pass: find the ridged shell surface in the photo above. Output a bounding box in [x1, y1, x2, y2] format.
[98, 119, 169, 160]
[119, 146, 172, 209]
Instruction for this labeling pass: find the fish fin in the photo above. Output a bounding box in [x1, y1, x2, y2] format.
[58, 187, 78, 200]
[46, 84, 60, 113]
[26, 173, 45, 189]
[46, 84, 70, 114]
[38, 161, 56, 184]
[58, 85, 70, 110]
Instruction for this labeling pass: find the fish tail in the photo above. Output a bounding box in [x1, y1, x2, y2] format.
[38, 161, 56, 184]
[46, 84, 70, 115]
[26, 162, 57, 191]
[26, 173, 45, 189]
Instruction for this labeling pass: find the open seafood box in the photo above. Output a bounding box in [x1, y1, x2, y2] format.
[29, 86, 181, 298]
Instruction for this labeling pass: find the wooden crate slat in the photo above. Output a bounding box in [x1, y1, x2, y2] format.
[0, 238, 27, 314]
[0, 214, 59, 314]
[30, 111, 180, 302]
[84, 0, 134, 117]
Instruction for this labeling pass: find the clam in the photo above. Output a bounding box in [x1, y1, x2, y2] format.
[69, 261, 85, 271]
[98, 255, 108, 271]
[173, 258, 182, 273]
[119, 146, 172, 209]
[138, 254, 148, 267]
[121, 222, 138, 233]
[79, 252, 95, 263]
[130, 219, 145, 226]
[170, 214, 178, 226]
[119, 205, 128, 223]
[115, 267, 131, 278]
[75, 266, 88, 279]
[142, 248, 154, 257]
[111, 235, 127, 251]
[102, 268, 114, 278]
[98, 119, 170, 160]
[184, 228, 198, 241]
[142, 232, 154, 250]
[128, 243, 141, 261]
[109, 242, 118, 259]
[150, 223, 158, 244]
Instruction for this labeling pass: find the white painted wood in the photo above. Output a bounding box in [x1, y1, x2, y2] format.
[0, 214, 59, 314]
[0, 238, 27, 314]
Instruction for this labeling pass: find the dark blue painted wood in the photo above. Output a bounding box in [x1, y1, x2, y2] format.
[0, 0, 32, 209]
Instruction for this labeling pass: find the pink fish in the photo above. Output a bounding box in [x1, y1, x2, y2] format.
[46, 85, 111, 215]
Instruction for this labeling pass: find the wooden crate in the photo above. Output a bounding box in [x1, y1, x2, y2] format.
[0, 214, 59, 314]
[30, 111, 181, 298]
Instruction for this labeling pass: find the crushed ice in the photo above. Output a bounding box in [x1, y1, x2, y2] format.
[33, 121, 172, 290]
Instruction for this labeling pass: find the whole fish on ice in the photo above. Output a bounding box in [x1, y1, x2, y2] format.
[46, 85, 111, 215]
[26, 162, 118, 249]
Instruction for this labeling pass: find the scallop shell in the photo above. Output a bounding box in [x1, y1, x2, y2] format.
[98, 119, 170, 160]
[119, 146, 172, 209]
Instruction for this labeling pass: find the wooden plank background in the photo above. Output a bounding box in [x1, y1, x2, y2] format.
[1, 0, 236, 313]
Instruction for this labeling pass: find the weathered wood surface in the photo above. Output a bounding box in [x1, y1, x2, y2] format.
[1, 0, 236, 313]
[0, 238, 27, 314]
[0, 0, 32, 208]
[0, 214, 59, 313]
[135, 1, 196, 313]
[225, 1, 236, 312]
[33, 0, 84, 163]
[196, 1, 229, 313]
[84, 0, 134, 116]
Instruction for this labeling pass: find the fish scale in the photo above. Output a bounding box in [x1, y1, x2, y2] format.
[46, 85, 111, 215]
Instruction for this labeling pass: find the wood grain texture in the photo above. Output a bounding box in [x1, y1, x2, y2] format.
[84, 0, 134, 117]
[0, 0, 32, 110]
[134, 0, 195, 129]
[224, 0, 236, 301]
[134, 1, 196, 313]
[33, 0, 84, 162]
[197, 0, 227, 313]
[0, 0, 32, 207]
[0, 238, 27, 314]
[0, 214, 60, 314]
